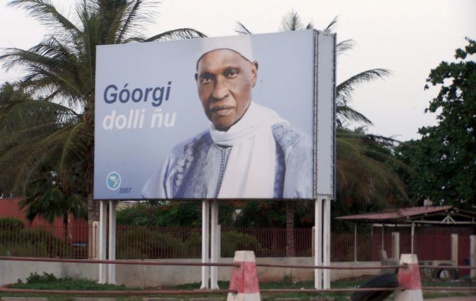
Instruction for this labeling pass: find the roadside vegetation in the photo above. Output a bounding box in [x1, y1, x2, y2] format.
[2, 272, 475, 301]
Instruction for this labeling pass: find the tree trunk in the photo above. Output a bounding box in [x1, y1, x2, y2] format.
[87, 192, 99, 258]
[63, 213, 69, 242]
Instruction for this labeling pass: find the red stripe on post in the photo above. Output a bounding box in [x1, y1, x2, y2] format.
[398, 262, 422, 290]
[229, 261, 260, 294]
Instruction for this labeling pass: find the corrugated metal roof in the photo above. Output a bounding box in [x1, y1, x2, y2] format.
[336, 206, 476, 224]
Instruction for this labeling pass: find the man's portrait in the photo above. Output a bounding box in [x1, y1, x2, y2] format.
[141, 36, 313, 199]
[93, 30, 335, 200]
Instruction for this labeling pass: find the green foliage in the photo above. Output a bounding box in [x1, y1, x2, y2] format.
[116, 203, 158, 226]
[0, 227, 71, 257]
[336, 129, 410, 211]
[396, 38, 476, 207]
[12, 272, 130, 291]
[116, 227, 201, 259]
[117, 201, 202, 226]
[20, 228, 71, 257]
[0, 217, 24, 229]
[221, 231, 270, 257]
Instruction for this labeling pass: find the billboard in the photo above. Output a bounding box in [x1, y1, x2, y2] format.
[94, 30, 335, 200]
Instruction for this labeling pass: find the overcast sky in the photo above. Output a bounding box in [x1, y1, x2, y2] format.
[1, 0, 475, 141]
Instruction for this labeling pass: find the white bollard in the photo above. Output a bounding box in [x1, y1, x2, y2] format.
[227, 251, 260, 301]
[395, 254, 423, 301]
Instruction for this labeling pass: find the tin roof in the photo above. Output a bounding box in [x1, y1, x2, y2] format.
[336, 206, 476, 225]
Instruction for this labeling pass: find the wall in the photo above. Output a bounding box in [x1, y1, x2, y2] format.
[0, 258, 382, 288]
[0, 198, 88, 242]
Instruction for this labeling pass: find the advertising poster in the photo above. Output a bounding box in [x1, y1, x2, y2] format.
[94, 30, 334, 200]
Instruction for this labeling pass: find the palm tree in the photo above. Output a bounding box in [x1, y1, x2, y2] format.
[236, 10, 405, 255]
[19, 167, 88, 240]
[0, 0, 205, 256]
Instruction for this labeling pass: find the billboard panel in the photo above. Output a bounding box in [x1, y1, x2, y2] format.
[94, 30, 335, 200]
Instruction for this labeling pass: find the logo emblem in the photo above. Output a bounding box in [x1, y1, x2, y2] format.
[106, 172, 121, 191]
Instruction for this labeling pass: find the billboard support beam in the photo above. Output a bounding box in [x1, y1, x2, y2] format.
[108, 200, 117, 284]
[313, 31, 336, 290]
[211, 199, 220, 289]
[200, 200, 210, 289]
[314, 198, 323, 289]
[98, 200, 107, 284]
[323, 196, 331, 289]
[200, 199, 220, 289]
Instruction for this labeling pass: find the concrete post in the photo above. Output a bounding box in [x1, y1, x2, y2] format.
[395, 254, 423, 301]
[227, 251, 260, 301]
[451, 233, 458, 266]
[470, 235, 476, 279]
[392, 232, 400, 259]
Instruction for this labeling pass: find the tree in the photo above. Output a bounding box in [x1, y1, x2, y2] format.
[0, 0, 205, 255]
[0, 83, 34, 196]
[396, 38, 476, 208]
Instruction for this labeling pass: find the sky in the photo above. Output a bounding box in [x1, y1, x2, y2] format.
[0, 0, 475, 142]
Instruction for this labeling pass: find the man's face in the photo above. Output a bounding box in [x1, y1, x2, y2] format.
[195, 49, 258, 131]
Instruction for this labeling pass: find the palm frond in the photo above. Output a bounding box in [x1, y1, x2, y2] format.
[337, 105, 374, 125]
[337, 68, 391, 106]
[235, 21, 253, 35]
[279, 9, 312, 31]
[145, 28, 207, 42]
[336, 130, 408, 207]
[8, 0, 80, 36]
[336, 39, 354, 55]
[324, 16, 338, 32]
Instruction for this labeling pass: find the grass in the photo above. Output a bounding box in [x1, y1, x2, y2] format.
[1, 272, 475, 300]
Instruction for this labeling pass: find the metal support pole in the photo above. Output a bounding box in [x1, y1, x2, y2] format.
[108, 200, 116, 284]
[200, 200, 210, 289]
[98, 200, 107, 284]
[323, 197, 331, 289]
[210, 199, 219, 289]
[314, 198, 322, 289]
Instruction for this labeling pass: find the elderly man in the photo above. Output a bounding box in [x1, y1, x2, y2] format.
[142, 36, 313, 199]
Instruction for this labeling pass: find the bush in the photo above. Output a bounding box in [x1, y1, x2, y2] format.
[0, 217, 24, 230]
[18, 228, 71, 257]
[116, 228, 187, 259]
[221, 231, 270, 257]
[12, 272, 130, 290]
[0, 218, 25, 255]
[0, 227, 70, 257]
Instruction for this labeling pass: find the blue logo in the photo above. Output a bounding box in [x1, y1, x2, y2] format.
[106, 172, 121, 190]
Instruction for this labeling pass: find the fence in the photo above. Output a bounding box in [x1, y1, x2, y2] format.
[0, 223, 463, 263]
[1, 223, 369, 260]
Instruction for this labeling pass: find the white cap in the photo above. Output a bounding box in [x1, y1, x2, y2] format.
[196, 35, 254, 65]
